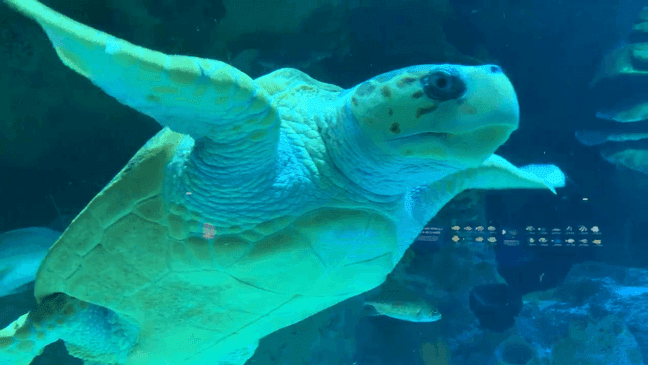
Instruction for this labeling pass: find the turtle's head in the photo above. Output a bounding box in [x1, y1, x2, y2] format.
[345, 64, 519, 167]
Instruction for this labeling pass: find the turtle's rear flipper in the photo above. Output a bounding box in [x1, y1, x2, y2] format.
[0, 312, 44, 365]
[0, 294, 138, 365]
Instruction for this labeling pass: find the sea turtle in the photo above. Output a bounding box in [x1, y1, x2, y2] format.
[0, 0, 564, 364]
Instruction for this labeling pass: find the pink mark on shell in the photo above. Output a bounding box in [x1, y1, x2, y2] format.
[202, 223, 216, 239]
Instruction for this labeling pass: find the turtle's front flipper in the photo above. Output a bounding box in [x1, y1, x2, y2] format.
[460, 154, 565, 193]
[0, 313, 38, 365]
[409, 154, 565, 225]
[0, 293, 138, 365]
[4, 0, 280, 160]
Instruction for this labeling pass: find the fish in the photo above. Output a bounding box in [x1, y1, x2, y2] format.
[575, 127, 648, 174]
[364, 276, 442, 323]
[595, 100, 648, 123]
[575, 129, 648, 175]
[600, 144, 648, 175]
[364, 295, 441, 323]
[575, 130, 648, 146]
[579, 16, 648, 174]
[0, 227, 61, 298]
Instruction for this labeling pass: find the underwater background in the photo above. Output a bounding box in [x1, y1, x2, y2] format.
[1, 0, 648, 364]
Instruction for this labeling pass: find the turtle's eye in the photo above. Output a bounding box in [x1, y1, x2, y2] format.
[421, 70, 466, 101]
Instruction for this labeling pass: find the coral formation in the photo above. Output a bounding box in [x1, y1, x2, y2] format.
[487, 336, 540, 365]
[553, 315, 642, 365]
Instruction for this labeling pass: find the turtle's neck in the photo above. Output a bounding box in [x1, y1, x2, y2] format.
[161, 133, 280, 227]
[321, 101, 461, 197]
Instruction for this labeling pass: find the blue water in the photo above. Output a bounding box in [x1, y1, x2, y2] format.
[1, 0, 647, 364]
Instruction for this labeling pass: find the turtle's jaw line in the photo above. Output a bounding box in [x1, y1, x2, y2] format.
[420, 132, 448, 139]
[387, 123, 516, 143]
[388, 132, 449, 141]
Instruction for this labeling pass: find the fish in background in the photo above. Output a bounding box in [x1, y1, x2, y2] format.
[364, 297, 442, 323]
[576, 128, 648, 174]
[577, 6, 648, 174]
[0, 227, 61, 298]
[575, 129, 648, 147]
[363, 277, 442, 323]
[595, 98, 648, 123]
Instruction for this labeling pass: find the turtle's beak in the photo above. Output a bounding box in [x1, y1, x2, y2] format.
[389, 64, 519, 165]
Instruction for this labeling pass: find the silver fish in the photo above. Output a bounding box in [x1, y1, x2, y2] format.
[364, 298, 441, 323]
[575, 130, 648, 146]
[596, 101, 648, 123]
[600, 145, 648, 175]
